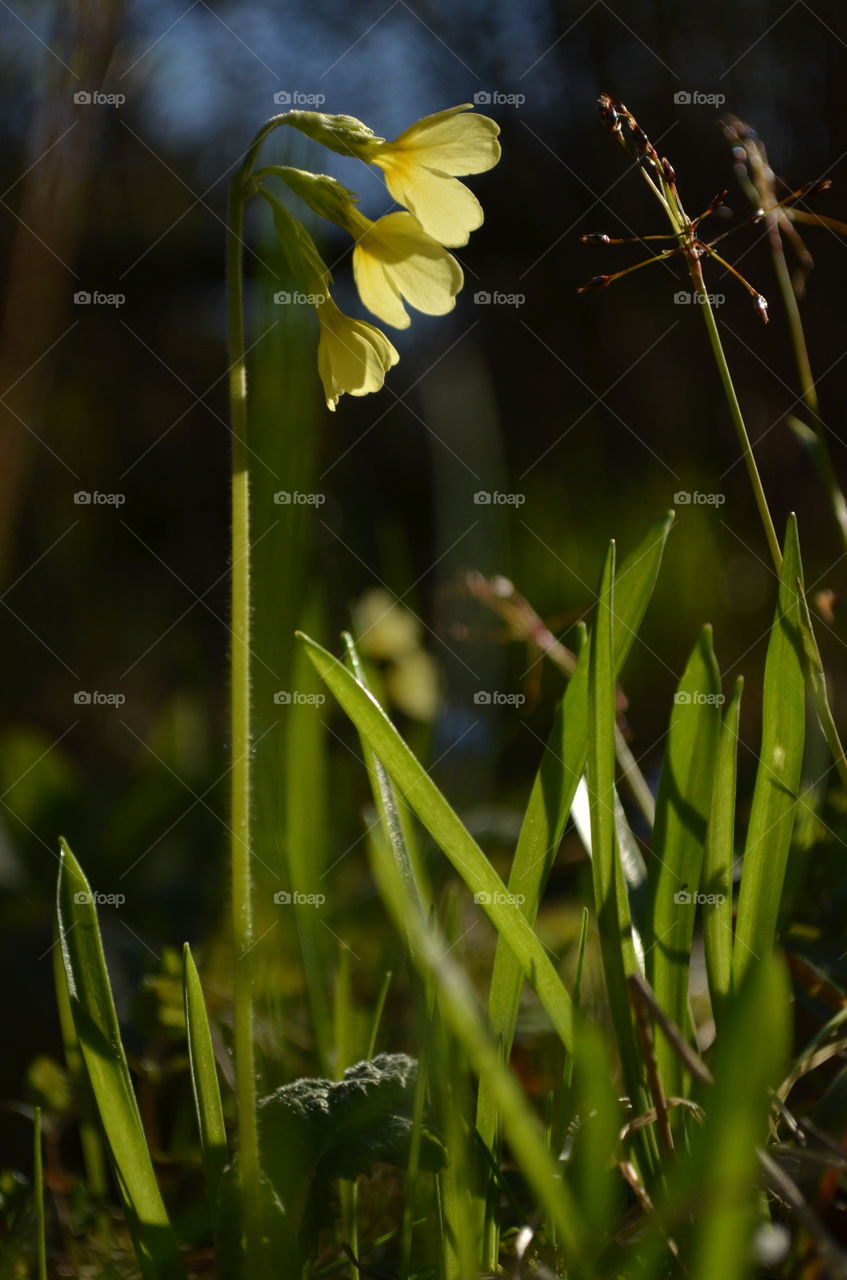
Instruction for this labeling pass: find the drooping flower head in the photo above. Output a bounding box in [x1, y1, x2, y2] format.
[277, 168, 464, 329]
[250, 102, 500, 408]
[281, 105, 501, 247]
[262, 186, 398, 410]
[356, 105, 501, 247]
[316, 298, 399, 412]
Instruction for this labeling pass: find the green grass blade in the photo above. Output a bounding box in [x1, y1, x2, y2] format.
[647, 626, 722, 1103]
[630, 954, 791, 1280]
[587, 542, 644, 1110]
[298, 631, 576, 1055]
[56, 840, 183, 1279]
[183, 943, 229, 1222]
[366, 808, 587, 1268]
[284, 625, 333, 1075]
[688, 954, 791, 1280]
[733, 515, 806, 985]
[52, 926, 108, 1197]
[479, 512, 673, 1138]
[342, 632, 427, 924]
[703, 676, 743, 1024]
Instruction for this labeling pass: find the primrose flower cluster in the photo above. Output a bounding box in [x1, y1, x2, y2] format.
[254, 105, 501, 410]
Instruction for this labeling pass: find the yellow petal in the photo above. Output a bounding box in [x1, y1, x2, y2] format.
[353, 212, 463, 325]
[378, 158, 483, 247]
[316, 299, 399, 410]
[353, 242, 411, 329]
[390, 104, 501, 175]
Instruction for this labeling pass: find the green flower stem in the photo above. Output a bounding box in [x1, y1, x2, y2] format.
[688, 257, 783, 574]
[226, 170, 262, 1268]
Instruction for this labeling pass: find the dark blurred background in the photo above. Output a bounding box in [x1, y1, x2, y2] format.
[3, 0, 847, 1167]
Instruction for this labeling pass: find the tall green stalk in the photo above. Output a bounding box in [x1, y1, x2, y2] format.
[226, 169, 262, 1267]
[688, 257, 782, 574]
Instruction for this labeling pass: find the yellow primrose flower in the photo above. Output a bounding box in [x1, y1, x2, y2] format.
[316, 296, 399, 412]
[348, 209, 463, 329]
[359, 104, 501, 247]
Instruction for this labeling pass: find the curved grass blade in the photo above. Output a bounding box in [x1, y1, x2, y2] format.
[183, 943, 229, 1223]
[733, 515, 806, 985]
[702, 676, 743, 1025]
[52, 925, 108, 1197]
[366, 804, 587, 1266]
[56, 840, 183, 1279]
[284, 627, 333, 1075]
[647, 626, 722, 1104]
[298, 631, 576, 1056]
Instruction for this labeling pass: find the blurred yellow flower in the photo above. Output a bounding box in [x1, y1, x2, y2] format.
[316, 297, 399, 412]
[353, 587, 440, 721]
[349, 210, 464, 329]
[360, 104, 501, 247]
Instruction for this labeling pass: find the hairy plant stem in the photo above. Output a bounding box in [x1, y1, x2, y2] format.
[227, 170, 262, 1270]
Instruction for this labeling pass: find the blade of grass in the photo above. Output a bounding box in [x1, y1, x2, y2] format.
[284, 627, 333, 1076]
[478, 511, 673, 1144]
[183, 943, 229, 1223]
[366, 805, 588, 1268]
[56, 840, 183, 1279]
[646, 626, 722, 1105]
[686, 955, 791, 1280]
[733, 515, 806, 985]
[702, 676, 743, 1026]
[298, 631, 577, 1056]
[586, 542, 646, 1116]
[342, 633, 427, 924]
[343, 631, 486, 1269]
[52, 926, 108, 1199]
[630, 955, 791, 1280]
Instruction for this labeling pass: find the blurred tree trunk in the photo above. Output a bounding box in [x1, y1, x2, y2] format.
[0, 0, 123, 578]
